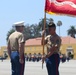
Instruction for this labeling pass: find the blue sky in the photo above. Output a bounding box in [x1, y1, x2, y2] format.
[0, 0, 76, 46]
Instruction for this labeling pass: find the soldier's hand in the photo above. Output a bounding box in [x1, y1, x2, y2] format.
[42, 30, 45, 36]
[55, 44, 58, 48]
[19, 59, 24, 64]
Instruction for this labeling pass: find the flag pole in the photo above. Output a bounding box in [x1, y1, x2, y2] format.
[42, 11, 46, 69]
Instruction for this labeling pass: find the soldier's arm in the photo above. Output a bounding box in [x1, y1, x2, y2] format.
[18, 33, 25, 63]
[41, 30, 48, 45]
[45, 45, 58, 58]
[19, 42, 25, 59]
[41, 36, 47, 45]
[7, 40, 11, 58]
[46, 38, 61, 58]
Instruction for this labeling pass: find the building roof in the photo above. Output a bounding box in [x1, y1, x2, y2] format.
[61, 36, 76, 44]
[25, 37, 42, 46]
[25, 36, 76, 46]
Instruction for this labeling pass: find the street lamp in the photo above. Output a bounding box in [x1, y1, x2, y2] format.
[57, 21, 62, 36]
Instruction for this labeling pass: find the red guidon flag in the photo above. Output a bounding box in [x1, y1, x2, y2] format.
[45, 0, 76, 16]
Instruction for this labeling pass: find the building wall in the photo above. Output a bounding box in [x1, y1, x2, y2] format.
[0, 44, 76, 59]
[60, 44, 76, 59]
[25, 45, 47, 55]
[0, 46, 7, 56]
[0, 49, 3, 56]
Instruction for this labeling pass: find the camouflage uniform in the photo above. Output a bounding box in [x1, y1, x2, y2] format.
[45, 34, 61, 54]
[45, 33, 61, 75]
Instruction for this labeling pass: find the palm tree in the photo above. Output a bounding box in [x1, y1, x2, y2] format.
[67, 26, 76, 38]
[57, 21, 62, 36]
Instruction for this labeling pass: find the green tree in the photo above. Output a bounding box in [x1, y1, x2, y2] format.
[38, 18, 51, 35]
[23, 24, 32, 40]
[30, 24, 41, 38]
[67, 26, 76, 38]
[6, 18, 62, 41]
[6, 24, 42, 41]
[23, 24, 42, 40]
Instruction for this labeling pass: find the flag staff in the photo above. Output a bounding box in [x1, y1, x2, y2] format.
[42, 9, 46, 69]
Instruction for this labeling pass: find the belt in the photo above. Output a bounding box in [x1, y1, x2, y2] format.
[11, 51, 18, 52]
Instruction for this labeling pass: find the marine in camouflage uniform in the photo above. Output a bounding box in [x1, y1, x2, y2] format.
[42, 22, 61, 75]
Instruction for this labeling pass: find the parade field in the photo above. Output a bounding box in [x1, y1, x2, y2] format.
[0, 60, 76, 75]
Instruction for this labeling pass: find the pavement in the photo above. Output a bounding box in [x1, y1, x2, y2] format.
[0, 59, 76, 75]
